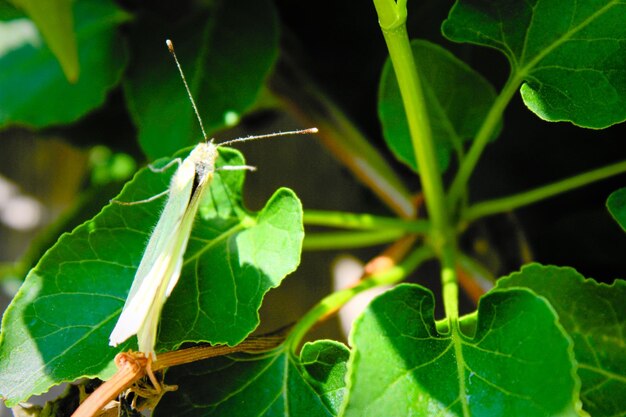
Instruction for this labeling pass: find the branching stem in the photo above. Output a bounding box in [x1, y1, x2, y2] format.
[464, 159, 626, 221]
[373, 0, 459, 321]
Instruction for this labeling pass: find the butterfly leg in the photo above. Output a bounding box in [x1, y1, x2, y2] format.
[145, 356, 161, 393]
[149, 157, 182, 173]
[110, 158, 183, 205]
[111, 189, 170, 206]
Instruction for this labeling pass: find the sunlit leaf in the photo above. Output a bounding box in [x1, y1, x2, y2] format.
[497, 264, 626, 417]
[155, 342, 348, 416]
[0, 147, 303, 405]
[301, 340, 349, 414]
[443, 0, 626, 128]
[342, 284, 584, 416]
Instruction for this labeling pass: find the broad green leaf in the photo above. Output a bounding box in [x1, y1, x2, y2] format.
[607, 187, 626, 231]
[378, 39, 499, 173]
[155, 342, 347, 417]
[442, 0, 626, 128]
[342, 284, 584, 417]
[0, 147, 303, 406]
[0, 0, 129, 128]
[8, 0, 78, 82]
[497, 264, 626, 417]
[123, 0, 278, 159]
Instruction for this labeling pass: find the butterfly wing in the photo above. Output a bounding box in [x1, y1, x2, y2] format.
[109, 155, 196, 350]
[135, 170, 212, 357]
[109, 143, 218, 358]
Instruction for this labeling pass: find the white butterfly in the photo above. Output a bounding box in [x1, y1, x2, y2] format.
[108, 40, 317, 359]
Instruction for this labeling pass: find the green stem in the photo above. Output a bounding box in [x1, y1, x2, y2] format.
[448, 75, 523, 208]
[375, 5, 446, 235]
[303, 230, 406, 251]
[433, 311, 478, 335]
[304, 210, 430, 233]
[440, 245, 458, 320]
[464, 159, 626, 222]
[373, 0, 459, 320]
[286, 245, 434, 354]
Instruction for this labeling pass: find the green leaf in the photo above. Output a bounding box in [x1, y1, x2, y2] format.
[0, 0, 129, 128]
[0, 147, 303, 406]
[300, 341, 349, 415]
[8, 0, 79, 82]
[497, 264, 626, 417]
[607, 187, 626, 232]
[155, 342, 347, 416]
[342, 284, 584, 417]
[378, 39, 499, 173]
[442, 0, 626, 129]
[123, 0, 278, 159]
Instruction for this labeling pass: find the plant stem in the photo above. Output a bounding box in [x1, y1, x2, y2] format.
[286, 245, 434, 354]
[373, 0, 459, 320]
[374, 5, 446, 237]
[447, 75, 523, 208]
[464, 159, 626, 221]
[304, 209, 430, 233]
[440, 244, 458, 320]
[303, 230, 406, 250]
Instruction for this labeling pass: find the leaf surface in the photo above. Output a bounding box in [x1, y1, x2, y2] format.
[378, 39, 499, 173]
[442, 0, 626, 128]
[607, 187, 626, 231]
[342, 284, 584, 417]
[0, 147, 303, 406]
[497, 264, 626, 417]
[155, 341, 349, 417]
[123, 0, 278, 159]
[0, 0, 129, 127]
[300, 340, 349, 415]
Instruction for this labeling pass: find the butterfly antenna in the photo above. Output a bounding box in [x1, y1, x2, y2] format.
[219, 128, 318, 147]
[166, 39, 208, 141]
